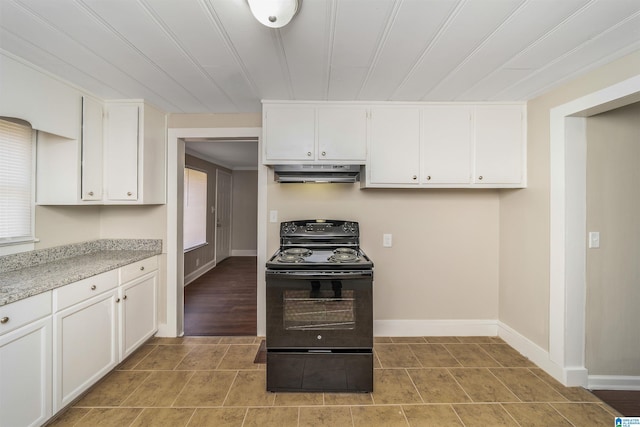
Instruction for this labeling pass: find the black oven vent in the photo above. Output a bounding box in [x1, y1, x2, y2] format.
[273, 164, 361, 183]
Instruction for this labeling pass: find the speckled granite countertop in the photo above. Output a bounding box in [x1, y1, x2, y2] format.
[0, 239, 162, 306]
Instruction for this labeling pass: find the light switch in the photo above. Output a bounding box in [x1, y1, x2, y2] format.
[269, 210, 278, 223]
[588, 231, 600, 249]
[383, 234, 392, 247]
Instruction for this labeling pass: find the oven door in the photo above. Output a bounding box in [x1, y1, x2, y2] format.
[266, 270, 373, 349]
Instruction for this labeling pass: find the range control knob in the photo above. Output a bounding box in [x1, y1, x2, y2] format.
[342, 222, 357, 233]
[317, 335, 322, 340]
[282, 223, 297, 234]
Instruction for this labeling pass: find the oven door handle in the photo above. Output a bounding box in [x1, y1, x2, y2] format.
[266, 270, 373, 280]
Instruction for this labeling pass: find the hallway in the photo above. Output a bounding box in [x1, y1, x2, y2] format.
[184, 257, 257, 336]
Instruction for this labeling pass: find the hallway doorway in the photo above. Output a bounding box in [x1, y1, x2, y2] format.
[181, 135, 259, 336]
[184, 256, 257, 336]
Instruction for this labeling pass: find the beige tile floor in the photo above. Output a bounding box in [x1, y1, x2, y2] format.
[48, 336, 620, 427]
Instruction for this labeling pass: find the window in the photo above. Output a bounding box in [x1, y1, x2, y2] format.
[183, 167, 208, 251]
[0, 118, 35, 254]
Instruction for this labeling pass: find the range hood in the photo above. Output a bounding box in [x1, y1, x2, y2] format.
[273, 164, 361, 183]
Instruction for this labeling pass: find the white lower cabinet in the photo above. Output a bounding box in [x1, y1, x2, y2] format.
[51, 256, 158, 415]
[53, 288, 119, 411]
[0, 292, 52, 427]
[119, 271, 157, 360]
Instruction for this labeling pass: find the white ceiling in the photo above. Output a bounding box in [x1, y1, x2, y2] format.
[1, 0, 639, 116]
[184, 138, 258, 169]
[2, 0, 639, 168]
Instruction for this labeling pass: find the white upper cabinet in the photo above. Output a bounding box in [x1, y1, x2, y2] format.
[81, 96, 104, 201]
[262, 102, 367, 164]
[104, 103, 140, 201]
[365, 103, 526, 188]
[368, 107, 420, 185]
[317, 107, 367, 161]
[473, 105, 524, 185]
[421, 106, 472, 185]
[37, 99, 167, 205]
[263, 105, 315, 161]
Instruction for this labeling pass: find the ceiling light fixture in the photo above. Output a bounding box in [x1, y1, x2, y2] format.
[248, 0, 299, 28]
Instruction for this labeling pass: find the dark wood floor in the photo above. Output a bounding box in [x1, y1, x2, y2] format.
[184, 256, 257, 336]
[591, 389, 640, 416]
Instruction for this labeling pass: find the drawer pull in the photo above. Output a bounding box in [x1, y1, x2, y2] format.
[116, 298, 120, 303]
[478, 176, 483, 181]
[0, 317, 9, 324]
[123, 295, 128, 300]
[91, 285, 97, 291]
[127, 192, 133, 196]
[140, 266, 145, 271]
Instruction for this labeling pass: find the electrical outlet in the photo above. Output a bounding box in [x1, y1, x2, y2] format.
[196, 258, 200, 267]
[383, 234, 392, 247]
[588, 231, 600, 249]
[270, 210, 278, 223]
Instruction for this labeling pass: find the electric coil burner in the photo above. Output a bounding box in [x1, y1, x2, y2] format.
[266, 220, 374, 393]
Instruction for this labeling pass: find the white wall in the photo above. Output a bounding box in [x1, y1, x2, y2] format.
[585, 102, 640, 376]
[231, 170, 258, 254]
[267, 174, 500, 328]
[500, 51, 640, 384]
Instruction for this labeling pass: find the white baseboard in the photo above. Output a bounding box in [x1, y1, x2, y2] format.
[588, 375, 640, 390]
[373, 319, 498, 337]
[184, 259, 216, 286]
[231, 249, 257, 256]
[497, 321, 588, 387]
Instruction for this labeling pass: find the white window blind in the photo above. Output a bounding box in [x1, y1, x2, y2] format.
[183, 167, 208, 251]
[0, 118, 33, 242]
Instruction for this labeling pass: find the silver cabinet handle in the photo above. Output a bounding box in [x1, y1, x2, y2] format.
[321, 151, 326, 156]
[426, 176, 431, 181]
[127, 192, 133, 196]
[412, 175, 417, 180]
[306, 152, 312, 157]
[88, 191, 94, 196]
[123, 295, 127, 300]
[91, 285, 97, 290]
[116, 298, 120, 303]
[0, 317, 8, 324]
[478, 176, 483, 181]
[140, 266, 145, 271]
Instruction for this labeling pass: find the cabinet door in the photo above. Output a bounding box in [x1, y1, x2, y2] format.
[264, 106, 315, 161]
[81, 96, 104, 201]
[474, 106, 524, 184]
[119, 272, 157, 360]
[421, 106, 472, 184]
[104, 104, 139, 201]
[0, 317, 52, 427]
[369, 107, 420, 184]
[54, 290, 118, 411]
[317, 107, 367, 161]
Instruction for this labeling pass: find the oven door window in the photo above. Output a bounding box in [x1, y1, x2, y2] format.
[283, 281, 355, 330]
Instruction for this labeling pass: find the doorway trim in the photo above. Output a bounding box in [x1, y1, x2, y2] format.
[549, 75, 640, 386]
[161, 127, 265, 338]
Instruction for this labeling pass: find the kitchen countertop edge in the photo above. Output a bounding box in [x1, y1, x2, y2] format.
[0, 239, 162, 307]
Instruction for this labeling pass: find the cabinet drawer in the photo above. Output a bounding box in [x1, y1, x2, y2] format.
[0, 292, 52, 336]
[120, 256, 158, 284]
[53, 270, 118, 312]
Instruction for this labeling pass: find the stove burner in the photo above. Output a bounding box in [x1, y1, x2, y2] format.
[282, 248, 312, 257]
[328, 252, 359, 263]
[278, 254, 305, 263]
[333, 247, 358, 256]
